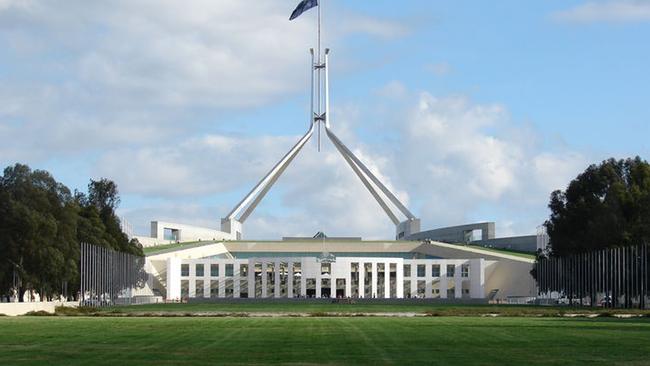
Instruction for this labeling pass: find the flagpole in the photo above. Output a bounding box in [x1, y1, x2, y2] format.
[318, 0, 322, 64]
[317, 0, 322, 152]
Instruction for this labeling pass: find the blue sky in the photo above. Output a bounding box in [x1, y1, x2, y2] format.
[1, 0, 649, 239]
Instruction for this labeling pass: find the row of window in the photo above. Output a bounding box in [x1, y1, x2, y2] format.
[182, 279, 473, 299]
[181, 263, 240, 277]
[405, 264, 470, 278]
[182, 263, 470, 278]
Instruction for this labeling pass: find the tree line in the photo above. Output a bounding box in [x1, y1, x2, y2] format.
[0, 163, 143, 302]
[544, 156, 650, 257]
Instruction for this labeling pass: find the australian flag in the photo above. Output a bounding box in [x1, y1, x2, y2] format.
[290, 0, 318, 21]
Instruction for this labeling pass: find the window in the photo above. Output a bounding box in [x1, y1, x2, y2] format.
[461, 264, 470, 278]
[210, 280, 219, 298]
[403, 264, 411, 277]
[225, 279, 234, 298]
[240, 280, 248, 298]
[181, 264, 189, 277]
[417, 264, 426, 277]
[321, 263, 331, 275]
[431, 265, 440, 277]
[417, 280, 426, 298]
[240, 264, 248, 277]
[211, 264, 219, 277]
[447, 265, 455, 277]
[196, 280, 204, 297]
[164, 228, 179, 241]
[225, 264, 234, 277]
[196, 264, 204, 277]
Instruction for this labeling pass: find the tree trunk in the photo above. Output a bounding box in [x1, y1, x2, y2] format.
[18, 287, 26, 303]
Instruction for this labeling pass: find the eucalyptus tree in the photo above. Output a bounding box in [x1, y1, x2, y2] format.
[545, 156, 650, 257]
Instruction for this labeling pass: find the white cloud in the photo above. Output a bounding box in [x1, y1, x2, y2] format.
[424, 62, 452, 76]
[384, 92, 588, 232]
[108, 89, 587, 240]
[374, 80, 408, 99]
[532, 152, 585, 193]
[0, 0, 314, 108]
[553, 1, 650, 23]
[337, 15, 410, 39]
[96, 134, 298, 197]
[0, 2, 591, 240]
[0, 0, 409, 109]
[0, 0, 409, 163]
[101, 131, 398, 239]
[0, 0, 31, 12]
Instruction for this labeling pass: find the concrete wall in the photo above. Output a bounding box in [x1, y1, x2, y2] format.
[222, 240, 422, 255]
[135, 221, 234, 247]
[142, 239, 535, 301]
[0, 301, 78, 316]
[167, 257, 485, 300]
[410, 241, 536, 300]
[146, 243, 231, 298]
[472, 235, 537, 253]
[407, 222, 496, 243]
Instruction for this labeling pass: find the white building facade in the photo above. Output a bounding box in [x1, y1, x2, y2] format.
[166, 256, 486, 300]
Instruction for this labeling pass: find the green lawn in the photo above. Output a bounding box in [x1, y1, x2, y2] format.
[96, 302, 650, 317]
[1, 317, 649, 365]
[463, 244, 536, 259]
[143, 241, 212, 256]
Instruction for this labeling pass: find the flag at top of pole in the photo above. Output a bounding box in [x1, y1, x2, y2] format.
[290, 0, 318, 20]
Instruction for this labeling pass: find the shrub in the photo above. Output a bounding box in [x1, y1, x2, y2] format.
[55, 306, 97, 316]
[24, 310, 54, 316]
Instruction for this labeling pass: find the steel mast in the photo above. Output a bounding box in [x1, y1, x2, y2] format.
[221, 1, 420, 240]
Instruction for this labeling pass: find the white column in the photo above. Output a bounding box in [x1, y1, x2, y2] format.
[384, 262, 390, 299]
[358, 262, 365, 298]
[440, 261, 448, 299]
[455, 265, 462, 299]
[396, 261, 404, 299]
[203, 276, 210, 299]
[300, 259, 307, 297]
[261, 262, 268, 298]
[470, 259, 485, 299]
[248, 260, 255, 299]
[189, 263, 196, 298]
[234, 263, 241, 299]
[218, 268, 226, 298]
[288, 262, 294, 298]
[410, 263, 417, 297]
[345, 262, 352, 298]
[316, 262, 322, 298]
[371, 262, 377, 298]
[166, 258, 181, 301]
[425, 262, 432, 299]
[274, 261, 281, 298]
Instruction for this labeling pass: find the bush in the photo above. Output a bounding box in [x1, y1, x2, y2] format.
[55, 306, 97, 316]
[425, 311, 443, 317]
[24, 310, 54, 316]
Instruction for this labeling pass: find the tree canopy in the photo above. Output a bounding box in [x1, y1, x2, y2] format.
[545, 157, 650, 257]
[0, 163, 142, 301]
